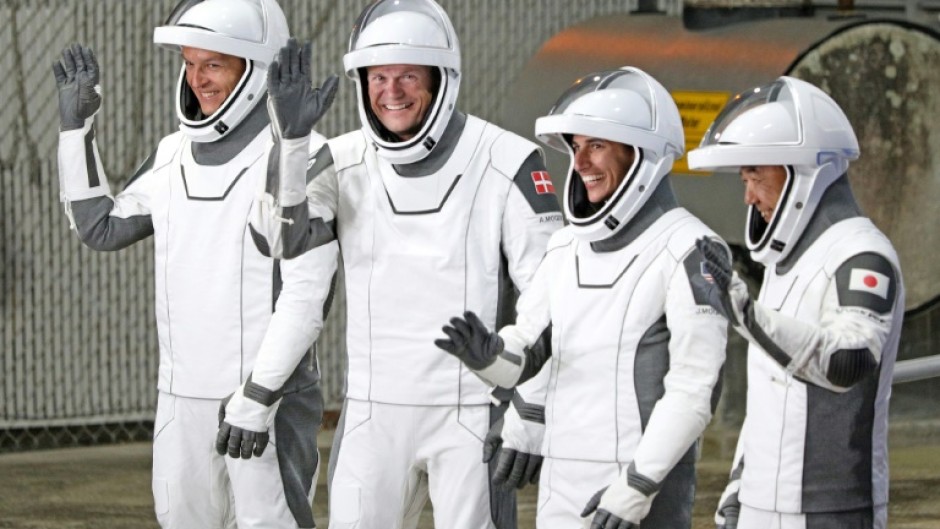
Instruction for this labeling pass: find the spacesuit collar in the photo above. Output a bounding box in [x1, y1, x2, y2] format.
[393, 111, 467, 177]
[590, 176, 679, 253]
[191, 95, 270, 166]
[775, 173, 862, 274]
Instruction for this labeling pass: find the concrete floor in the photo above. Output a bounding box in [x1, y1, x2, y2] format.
[1, 430, 938, 529]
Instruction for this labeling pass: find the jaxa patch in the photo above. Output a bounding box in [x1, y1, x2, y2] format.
[835, 252, 897, 314]
[531, 171, 555, 195]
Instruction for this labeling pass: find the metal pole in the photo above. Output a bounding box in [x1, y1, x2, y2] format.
[893, 355, 940, 384]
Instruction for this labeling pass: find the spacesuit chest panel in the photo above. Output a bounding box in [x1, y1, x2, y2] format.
[545, 210, 693, 462]
[341, 118, 505, 404]
[154, 131, 272, 398]
[375, 118, 485, 214]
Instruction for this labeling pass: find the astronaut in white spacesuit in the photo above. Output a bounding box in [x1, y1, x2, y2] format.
[250, 0, 563, 527]
[687, 76, 905, 529]
[436, 67, 728, 529]
[52, 0, 338, 527]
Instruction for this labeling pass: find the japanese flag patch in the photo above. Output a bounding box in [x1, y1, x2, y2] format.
[531, 171, 555, 195]
[848, 268, 890, 299]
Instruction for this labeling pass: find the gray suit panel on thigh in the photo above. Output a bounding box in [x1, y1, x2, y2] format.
[275, 380, 325, 528]
[488, 400, 518, 529]
[642, 460, 695, 529]
[806, 507, 874, 529]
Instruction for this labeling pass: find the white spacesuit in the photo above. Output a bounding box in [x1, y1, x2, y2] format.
[688, 76, 905, 529]
[53, 1, 338, 527]
[437, 67, 728, 529]
[250, 1, 562, 528]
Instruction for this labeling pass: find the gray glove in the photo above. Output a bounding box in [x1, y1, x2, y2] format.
[493, 445, 543, 490]
[267, 38, 338, 140]
[52, 43, 102, 131]
[714, 477, 741, 529]
[694, 237, 744, 325]
[215, 379, 282, 459]
[435, 311, 505, 371]
[490, 399, 544, 490]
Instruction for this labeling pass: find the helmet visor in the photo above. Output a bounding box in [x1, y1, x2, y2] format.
[547, 69, 652, 129]
[350, 0, 454, 53]
[698, 78, 800, 149]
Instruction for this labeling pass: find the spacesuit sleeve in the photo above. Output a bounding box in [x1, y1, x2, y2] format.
[57, 119, 155, 251]
[628, 244, 727, 490]
[743, 252, 901, 392]
[248, 239, 340, 393]
[500, 151, 564, 291]
[496, 236, 562, 388]
[249, 136, 337, 260]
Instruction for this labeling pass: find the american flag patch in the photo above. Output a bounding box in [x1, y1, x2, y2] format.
[531, 171, 555, 195]
[700, 262, 714, 283]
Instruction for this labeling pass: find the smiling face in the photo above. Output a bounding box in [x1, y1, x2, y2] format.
[741, 165, 788, 222]
[366, 64, 435, 141]
[181, 46, 246, 117]
[570, 135, 636, 204]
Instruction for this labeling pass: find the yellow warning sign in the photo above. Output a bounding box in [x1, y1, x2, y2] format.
[671, 91, 731, 176]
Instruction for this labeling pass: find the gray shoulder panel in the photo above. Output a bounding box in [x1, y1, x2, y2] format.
[512, 151, 562, 215]
[682, 245, 715, 306]
[834, 252, 898, 314]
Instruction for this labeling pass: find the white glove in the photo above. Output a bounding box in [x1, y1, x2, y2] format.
[581, 462, 656, 529]
[491, 398, 544, 489]
[215, 378, 282, 459]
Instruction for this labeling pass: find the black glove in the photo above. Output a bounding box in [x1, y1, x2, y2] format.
[267, 38, 339, 139]
[493, 448, 542, 490]
[52, 43, 101, 131]
[215, 380, 280, 459]
[434, 311, 504, 371]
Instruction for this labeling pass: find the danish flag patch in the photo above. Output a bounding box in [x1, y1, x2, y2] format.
[848, 268, 890, 299]
[531, 171, 555, 195]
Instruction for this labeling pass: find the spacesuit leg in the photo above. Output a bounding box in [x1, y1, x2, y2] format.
[535, 458, 619, 529]
[273, 382, 325, 528]
[225, 423, 295, 528]
[224, 382, 324, 528]
[328, 399, 424, 529]
[641, 460, 695, 529]
[152, 392, 229, 529]
[423, 404, 499, 529]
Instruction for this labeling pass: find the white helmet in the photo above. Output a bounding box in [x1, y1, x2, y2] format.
[153, 0, 289, 142]
[343, 0, 460, 164]
[687, 76, 859, 264]
[535, 67, 684, 243]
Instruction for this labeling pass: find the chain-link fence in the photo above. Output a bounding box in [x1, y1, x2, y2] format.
[0, 0, 643, 452]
